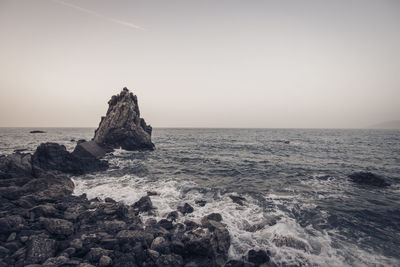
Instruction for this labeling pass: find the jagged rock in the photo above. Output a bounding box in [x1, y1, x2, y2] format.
[72, 141, 107, 159]
[0, 153, 33, 179]
[177, 203, 194, 215]
[348, 172, 390, 187]
[133, 196, 153, 212]
[32, 142, 108, 175]
[229, 195, 246, 206]
[93, 87, 154, 151]
[247, 249, 269, 264]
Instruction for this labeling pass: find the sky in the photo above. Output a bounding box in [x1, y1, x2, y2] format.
[0, 0, 399, 128]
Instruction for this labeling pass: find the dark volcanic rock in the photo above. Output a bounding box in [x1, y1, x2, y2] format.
[30, 130, 46, 134]
[229, 195, 246, 206]
[93, 87, 154, 151]
[177, 203, 194, 215]
[72, 141, 106, 159]
[25, 234, 56, 264]
[133, 196, 153, 213]
[0, 153, 33, 178]
[247, 249, 269, 264]
[32, 142, 108, 175]
[348, 172, 390, 187]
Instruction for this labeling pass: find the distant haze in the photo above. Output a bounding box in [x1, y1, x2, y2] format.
[0, 0, 399, 128]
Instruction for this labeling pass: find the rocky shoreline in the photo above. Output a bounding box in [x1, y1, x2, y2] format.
[0, 145, 272, 267]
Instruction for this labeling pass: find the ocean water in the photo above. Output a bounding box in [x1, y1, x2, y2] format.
[1, 128, 400, 266]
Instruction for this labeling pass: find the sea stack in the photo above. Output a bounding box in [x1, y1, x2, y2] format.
[93, 87, 155, 151]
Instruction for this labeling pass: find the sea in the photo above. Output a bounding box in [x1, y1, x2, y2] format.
[1, 128, 399, 267]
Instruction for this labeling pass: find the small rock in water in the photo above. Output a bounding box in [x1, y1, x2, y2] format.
[348, 172, 390, 187]
[229, 195, 246, 206]
[166, 211, 179, 221]
[247, 249, 270, 264]
[147, 191, 158, 196]
[30, 130, 46, 134]
[204, 213, 223, 222]
[177, 203, 194, 215]
[195, 199, 207, 206]
[133, 196, 153, 212]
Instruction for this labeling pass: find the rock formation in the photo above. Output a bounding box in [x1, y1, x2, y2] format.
[93, 87, 154, 151]
[348, 172, 390, 187]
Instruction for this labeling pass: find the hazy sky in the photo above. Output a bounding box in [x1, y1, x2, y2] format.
[0, 0, 399, 128]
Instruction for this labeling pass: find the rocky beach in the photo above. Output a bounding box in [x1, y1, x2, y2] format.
[0, 88, 271, 267]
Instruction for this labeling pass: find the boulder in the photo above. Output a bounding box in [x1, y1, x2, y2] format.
[348, 172, 390, 187]
[72, 141, 107, 159]
[25, 234, 56, 264]
[247, 249, 269, 265]
[32, 142, 108, 175]
[0, 153, 33, 179]
[133, 196, 153, 212]
[93, 87, 154, 151]
[229, 195, 246, 206]
[41, 217, 74, 236]
[177, 203, 194, 215]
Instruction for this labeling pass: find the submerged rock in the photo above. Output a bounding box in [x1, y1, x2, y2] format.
[348, 172, 390, 187]
[229, 195, 246, 206]
[93, 87, 154, 151]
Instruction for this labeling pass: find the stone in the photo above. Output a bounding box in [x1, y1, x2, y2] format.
[30, 130, 46, 134]
[30, 204, 59, 218]
[177, 203, 194, 215]
[25, 234, 56, 264]
[156, 254, 184, 267]
[101, 220, 127, 233]
[72, 141, 107, 159]
[7, 232, 17, 242]
[86, 247, 111, 263]
[224, 260, 245, 267]
[42, 256, 69, 267]
[167, 211, 179, 221]
[99, 255, 112, 267]
[93, 87, 154, 151]
[195, 200, 207, 207]
[0, 215, 24, 233]
[116, 230, 154, 246]
[41, 217, 74, 236]
[204, 213, 223, 222]
[158, 219, 173, 230]
[133, 196, 153, 212]
[151, 236, 170, 254]
[348, 172, 390, 187]
[32, 142, 108, 175]
[0, 152, 33, 179]
[247, 249, 269, 264]
[229, 195, 246, 206]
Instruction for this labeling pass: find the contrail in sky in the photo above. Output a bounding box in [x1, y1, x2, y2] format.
[50, 0, 145, 31]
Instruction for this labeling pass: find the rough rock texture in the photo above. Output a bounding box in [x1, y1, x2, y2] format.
[32, 142, 108, 175]
[93, 87, 154, 151]
[348, 172, 390, 187]
[72, 141, 106, 159]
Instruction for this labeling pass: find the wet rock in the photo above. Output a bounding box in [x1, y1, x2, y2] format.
[147, 191, 158, 196]
[229, 195, 246, 206]
[225, 260, 245, 267]
[0, 246, 10, 257]
[247, 249, 269, 265]
[184, 220, 199, 231]
[348, 172, 390, 187]
[41, 217, 74, 236]
[101, 220, 127, 233]
[177, 203, 194, 215]
[167, 211, 179, 222]
[133, 196, 153, 212]
[272, 235, 310, 251]
[195, 200, 207, 207]
[25, 234, 56, 264]
[204, 213, 223, 222]
[158, 219, 173, 230]
[30, 130, 46, 134]
[93, 87, 155, 151]
[30, 204, 59, 218]
[104, 197, 116, 203]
